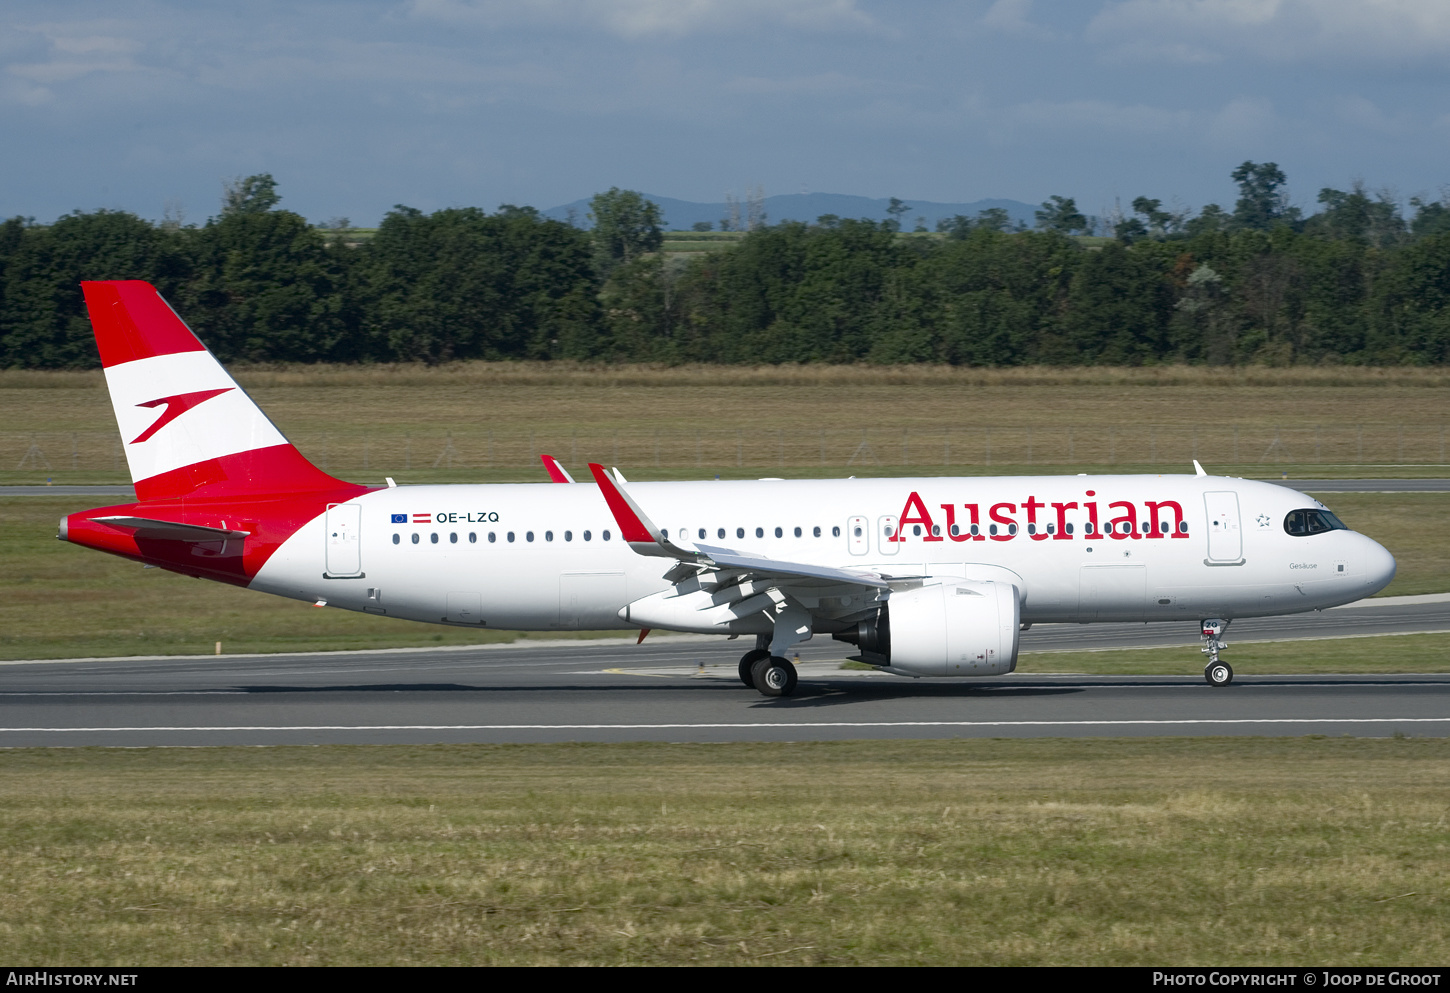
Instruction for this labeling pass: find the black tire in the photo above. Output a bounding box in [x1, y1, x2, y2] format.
[752, 656, 798, 697]
[1204, 661, 1233, 687]
[739, 649, 770, 687]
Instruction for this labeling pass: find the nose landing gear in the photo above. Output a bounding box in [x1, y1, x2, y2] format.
[1201, 618, 1233, 686]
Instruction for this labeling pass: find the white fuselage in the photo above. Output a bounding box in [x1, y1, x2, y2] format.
[252, 474, 1396, 633]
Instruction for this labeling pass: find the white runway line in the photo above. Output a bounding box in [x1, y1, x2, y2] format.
[3, 718, 1449, 732]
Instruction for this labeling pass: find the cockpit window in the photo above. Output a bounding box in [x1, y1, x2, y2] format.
[1284, 509, 1348, 536]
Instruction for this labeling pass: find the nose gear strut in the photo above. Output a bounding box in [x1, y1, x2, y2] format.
[1200, 618, 1232, 686]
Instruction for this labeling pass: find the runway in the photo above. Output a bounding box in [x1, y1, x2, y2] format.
[2, 594, 1446, 747]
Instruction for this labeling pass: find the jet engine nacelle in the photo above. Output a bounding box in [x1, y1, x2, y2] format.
[836, 580, 1020, 677]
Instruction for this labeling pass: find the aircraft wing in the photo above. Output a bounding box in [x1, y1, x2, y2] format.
[587, 462, 890, 592]
[691, 542, 888, 589]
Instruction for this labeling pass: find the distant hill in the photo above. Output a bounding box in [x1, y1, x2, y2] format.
[542, 192, 1039, 231]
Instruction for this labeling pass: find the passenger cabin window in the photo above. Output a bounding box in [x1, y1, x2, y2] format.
[488, 532, 496, 543]
[392, 533, 400, 544]
[833, 526, 841, 537]
[1284, 509, 1348, 536]
[411, 533, 419, 544]
[469, 532, 477, 543]
[450, 532, 457, 543]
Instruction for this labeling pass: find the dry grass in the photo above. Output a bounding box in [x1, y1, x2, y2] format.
[4, 364, 1449, 484]
[0, 737, 1446, 966]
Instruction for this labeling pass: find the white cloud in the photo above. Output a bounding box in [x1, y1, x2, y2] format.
[1335, 95, 1414, 136]
[407, 0, 876, 38]
[982, 0, 1056, 39]
[1013, 97, 1192, 134]
[1206, 94, 1276, 144]
[1088, 0, 1450, 63]
[725, 71, 895, 97]
[1, 21, 153, 103]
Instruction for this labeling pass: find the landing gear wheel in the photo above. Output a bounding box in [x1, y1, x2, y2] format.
[751, 656, 798, 697]
[1205, 661, 1233, 687]
[739, 649, 770, 687]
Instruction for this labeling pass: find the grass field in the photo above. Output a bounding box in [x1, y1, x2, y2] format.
[2, 491, 1445, 661]
[3, 364, 1448, 485]
[0, 737, 1445, 966]
[1015, 632, 1450, 675]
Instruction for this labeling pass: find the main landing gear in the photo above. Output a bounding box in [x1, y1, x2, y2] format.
[1201, 618, 1233, 686]
[738, 636, 800, 697]
[751, 655, 798, 697]
[738, 648, 769, 687]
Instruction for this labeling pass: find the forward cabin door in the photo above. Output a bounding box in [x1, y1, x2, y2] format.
[1204, 491, 1244, 563]
[325, 503, 362, 577]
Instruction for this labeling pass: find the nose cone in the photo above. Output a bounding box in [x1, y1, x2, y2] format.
[1360, 534, 1397, 596]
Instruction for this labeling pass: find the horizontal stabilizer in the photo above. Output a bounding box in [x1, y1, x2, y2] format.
[89, 516, 251, 541]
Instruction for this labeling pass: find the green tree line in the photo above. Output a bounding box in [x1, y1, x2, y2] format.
[2, 167, 1448, 368]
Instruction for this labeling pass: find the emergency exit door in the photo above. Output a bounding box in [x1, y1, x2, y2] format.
[1203, 491, 1243, 563]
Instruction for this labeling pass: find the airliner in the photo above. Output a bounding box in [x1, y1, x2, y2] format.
[59, 281, 1397, 696]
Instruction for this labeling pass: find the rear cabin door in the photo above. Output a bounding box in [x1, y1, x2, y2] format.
[1204, 491, 1243, 563]
[325, 503, 362, 576]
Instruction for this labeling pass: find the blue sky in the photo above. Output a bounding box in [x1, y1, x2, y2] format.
[4, 0, 1449, 227]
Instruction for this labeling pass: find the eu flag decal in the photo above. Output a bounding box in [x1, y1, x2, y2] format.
[391, 513, 407, 523]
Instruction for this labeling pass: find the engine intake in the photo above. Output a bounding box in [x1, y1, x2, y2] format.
[834, 580, 1020, 676]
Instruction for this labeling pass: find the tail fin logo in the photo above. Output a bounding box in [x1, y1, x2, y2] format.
[130, 388, 234, 444]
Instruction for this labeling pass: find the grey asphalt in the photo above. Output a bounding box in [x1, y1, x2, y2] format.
[3, 479, 1449, 498]
[2, 594, 1445, 747]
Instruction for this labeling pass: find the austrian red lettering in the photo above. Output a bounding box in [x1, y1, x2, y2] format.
[1108, 500, 1139, 540]
[940, 504, 971, 543]
[1144, 500, 1187, 539]
[989, 502, 1017, 541]
[895, 491, 939, 542]
[1051, 501, 1078, 540]
[1024, 495, 1047, 541]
